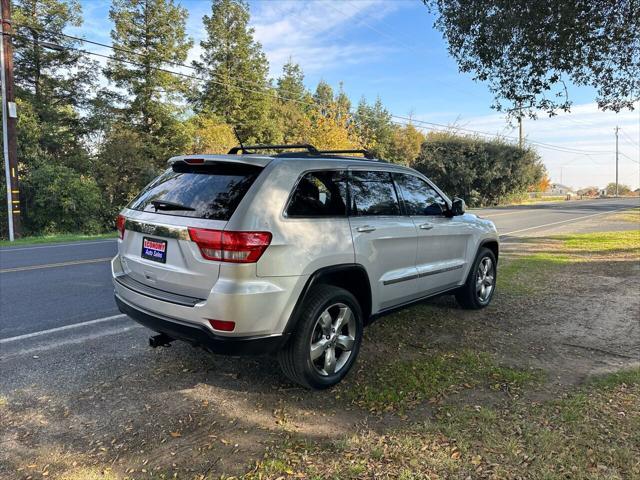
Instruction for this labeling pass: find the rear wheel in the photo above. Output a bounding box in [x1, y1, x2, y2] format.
[278, 285, 363, 389]
[455, 247, 497, 309]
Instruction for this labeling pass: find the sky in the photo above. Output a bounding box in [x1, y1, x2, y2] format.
[73, 0, 640, 190]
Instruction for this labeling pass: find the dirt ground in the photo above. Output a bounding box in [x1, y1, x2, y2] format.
[1, 216, 639, 479]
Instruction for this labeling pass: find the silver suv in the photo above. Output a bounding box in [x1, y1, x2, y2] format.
[112, 144, 499, 389]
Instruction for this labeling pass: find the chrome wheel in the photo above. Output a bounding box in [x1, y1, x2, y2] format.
[476, 256, 495, 304]
[309, 303, 356, 376]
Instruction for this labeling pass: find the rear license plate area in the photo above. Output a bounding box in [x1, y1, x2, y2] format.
[141, 237, 167, 263]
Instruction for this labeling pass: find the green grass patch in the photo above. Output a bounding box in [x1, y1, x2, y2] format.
[556, 229, 640, 254]
[341, 350, 541, 412]
[611, 207, 640, 224]
[498, 253, 572, 295]
[248, 369, 640, 479]
[498, 229, 640, 295]
[0, 232, 116, 247]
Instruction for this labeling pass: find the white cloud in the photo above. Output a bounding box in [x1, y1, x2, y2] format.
[251, 0, 400, 76]
[414, 103, 640, 190]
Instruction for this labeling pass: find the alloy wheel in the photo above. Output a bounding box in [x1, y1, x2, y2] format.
[476, 256, 495, 303]
[309, 303, 356, 376]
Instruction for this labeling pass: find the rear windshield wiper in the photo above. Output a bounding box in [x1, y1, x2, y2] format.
[150, 200, 196, 211]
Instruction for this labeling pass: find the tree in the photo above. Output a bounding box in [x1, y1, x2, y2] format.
[106, 0, 193, 165]
[277, 59, 307, 104]
[21, 162, 104, 234]
[193, 0, 272, 142]
[354, 97, 394, 158]
[529, 174, 551, 192]
[183, 115, 237, 154]
[94, 129, 160, 225]
[424, 0, 640, 116]
[412, 131, 545, 206]
[13, 0, 97, 170]
[313, 80, 334, 116]
[605, 183, 631, 196]
[387, 123, 425, 165]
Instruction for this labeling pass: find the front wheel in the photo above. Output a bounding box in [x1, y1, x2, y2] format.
[455, 247, 497, 309]
[278, 285, 363, 389]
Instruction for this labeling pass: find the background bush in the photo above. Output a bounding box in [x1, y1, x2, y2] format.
[412, 132, 546, 207]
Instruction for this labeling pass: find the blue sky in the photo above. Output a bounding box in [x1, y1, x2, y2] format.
[74, 0, 639, 189]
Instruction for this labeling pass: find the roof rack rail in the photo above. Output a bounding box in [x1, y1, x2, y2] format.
[228, 144, 380, 161]
[228, 144, 319, 155]
[316, 149, 374, 159]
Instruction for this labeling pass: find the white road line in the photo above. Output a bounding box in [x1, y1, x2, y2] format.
[0, 325, 143, 359]
[500, 206, 634, 237]
[0, 239, 116, 252]
[0, 314, 127, 344]
[0, 257, 112, 273]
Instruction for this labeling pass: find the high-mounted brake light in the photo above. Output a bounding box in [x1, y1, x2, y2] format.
[188, 228, 272, 263]
[184, 158, 205, 164]
[116, 214, 126, 239]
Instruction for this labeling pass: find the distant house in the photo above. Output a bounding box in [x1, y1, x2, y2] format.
[549, 183, 575, 196]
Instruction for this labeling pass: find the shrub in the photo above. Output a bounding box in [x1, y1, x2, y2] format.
[412, 131, 545, 207]
[21, 163, 105, 235]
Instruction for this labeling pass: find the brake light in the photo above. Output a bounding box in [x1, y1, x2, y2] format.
[208, 319, 235, 332]
[188, 228, 272, 263]
[116, 214, 126, 239]
[185, 158, 205, 164]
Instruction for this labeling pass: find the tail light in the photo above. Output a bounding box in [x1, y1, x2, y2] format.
[188, 228, 272, 263]
[116, 214, 126, 239]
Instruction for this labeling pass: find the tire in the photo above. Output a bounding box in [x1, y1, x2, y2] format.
[278, 284, 363, 389]
[455, 247, 497, 309]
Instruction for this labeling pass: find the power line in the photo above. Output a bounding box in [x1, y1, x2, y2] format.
[620, 129, 639, 147]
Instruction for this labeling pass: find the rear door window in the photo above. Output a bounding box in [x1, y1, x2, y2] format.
[286, 170, 348, 217]
[394, 173, 447, 216]
[348, 171, 401, 216]
[128, 162, 262, 220]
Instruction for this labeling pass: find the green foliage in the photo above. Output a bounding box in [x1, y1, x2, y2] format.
[21, 162, 104, 234]
[424, 0, 640, 116]
[106, 0, 193, 167]
[353, 97, 394, 158]
[193, 0, 273, 142]
[93, 128, 161, 226]
[605, 182, 632, 196]
[412, 131, 545, 206]
[13, 0, 96, 170]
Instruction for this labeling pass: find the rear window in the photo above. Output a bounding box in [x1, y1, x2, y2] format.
[286, 170, 348, 217]
[128, 162, 262, 220]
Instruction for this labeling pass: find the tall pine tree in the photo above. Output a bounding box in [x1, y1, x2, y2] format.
[105, 0, 193, 165]
[13, 0, 96, 169]
[277, 58, 307, 104]
[194, 0, 272, 142]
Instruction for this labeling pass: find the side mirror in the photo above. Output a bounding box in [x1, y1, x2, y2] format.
[449, 197, 466, 216]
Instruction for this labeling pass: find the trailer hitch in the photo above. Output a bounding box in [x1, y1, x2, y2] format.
[149, 333, 174, 348]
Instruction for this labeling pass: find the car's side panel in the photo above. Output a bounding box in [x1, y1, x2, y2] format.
[234, 162, 356, 278]
[349, 215, 420, 311]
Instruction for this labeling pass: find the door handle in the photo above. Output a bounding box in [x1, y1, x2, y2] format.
[419, 222, 434, 230]
[357, 225, 377, 233]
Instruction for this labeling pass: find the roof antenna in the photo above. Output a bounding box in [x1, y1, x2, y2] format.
[233, 127, 246, 154]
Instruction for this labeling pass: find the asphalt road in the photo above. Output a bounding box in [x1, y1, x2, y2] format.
[0, 197, 638, 343]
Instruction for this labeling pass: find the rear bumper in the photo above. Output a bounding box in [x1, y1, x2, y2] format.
[115, 295, 289, 355]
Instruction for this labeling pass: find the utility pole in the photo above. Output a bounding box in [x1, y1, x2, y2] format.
[1, 0, 21, 240]
[614, 126, 619, 197]
[518, 115, 524, 149]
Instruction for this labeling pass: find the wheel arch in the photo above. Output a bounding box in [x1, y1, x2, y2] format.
[284, 264, 372, 335]
[479, 238, 499, 263]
